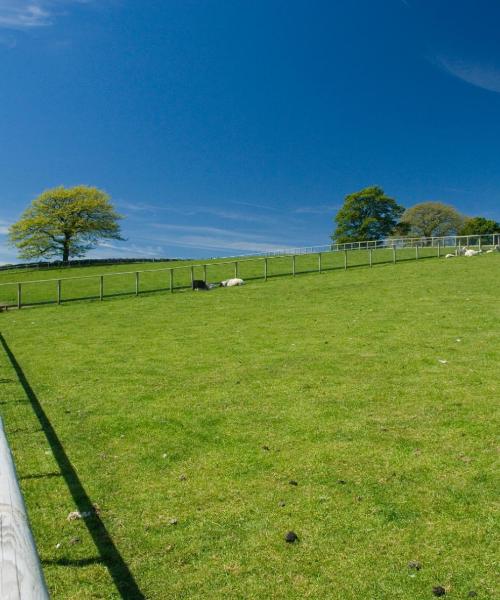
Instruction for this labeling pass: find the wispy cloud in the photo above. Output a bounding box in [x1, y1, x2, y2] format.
[96, 241, 165, 257]
[118, 201, 275, 223]
[435, 56, 500, 94]
[0, 1, 94, 30]
[0, 219, 12, 235]
[294, 204, 339, 215]
[149, 223, 295, 254]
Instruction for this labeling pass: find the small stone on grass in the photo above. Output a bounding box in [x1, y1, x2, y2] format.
[432, 585, 446, 597]
[284, 531, 298, 543]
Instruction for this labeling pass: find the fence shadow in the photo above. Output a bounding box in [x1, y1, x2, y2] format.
[0, 333, 146, 600]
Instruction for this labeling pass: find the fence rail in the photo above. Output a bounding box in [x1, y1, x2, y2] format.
[0, 234, 497, 309]
[0, 418, 49, 599]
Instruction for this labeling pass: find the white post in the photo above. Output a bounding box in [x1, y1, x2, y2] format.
[292, 255, 296, 276]
[369, 249, 372, 267]
[392, 246, 396, 264]
[135, 272, 139, 296]
[264, 258, 268, 281]
[318, 253, 322, 273]
[0, 418, 50, 599]
[344, 250, 347, 270]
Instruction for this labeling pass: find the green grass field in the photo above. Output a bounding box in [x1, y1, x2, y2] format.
[0, 255, 498, 599]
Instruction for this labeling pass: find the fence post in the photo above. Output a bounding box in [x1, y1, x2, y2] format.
[344, 250, 347, 270]
[135, 272, 139, 296]
[415, 246, 419, 260]
[57, 279, 61, 305]
[392, 246, 396, 264]
[264, 258, 268, 281]
[169, 268, 173, 293]
[99, 275, 104, 300]
[292, 255, 296, 276]
[369, 249, 372, 267]
[478, 236, 482, 251]
[437, 241, 441, 258]
[17, 283, 21, 309]
[190, 266, 194, 287]
[0, 418, 50, 600]
[203, 264, 207, 282]
[234, 261, 238, 278]
[318, 252, 322, 273]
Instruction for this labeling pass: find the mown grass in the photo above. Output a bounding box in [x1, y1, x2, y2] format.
[0, 255, 498, 599]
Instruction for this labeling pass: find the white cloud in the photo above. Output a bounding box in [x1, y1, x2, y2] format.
[0, 219, 12, 235]
[294, 204, 339, 215]
[148, 223, 295, 254]
[435, 56, 500, 94]
[118, 200, 275, 223]
[0, 1, 94, 30]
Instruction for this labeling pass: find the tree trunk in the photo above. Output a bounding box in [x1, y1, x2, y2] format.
[62, 236, 70, 264]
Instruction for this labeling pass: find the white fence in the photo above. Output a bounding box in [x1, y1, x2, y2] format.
[0, 418, 49, 599]
[0, 233, 497, 309]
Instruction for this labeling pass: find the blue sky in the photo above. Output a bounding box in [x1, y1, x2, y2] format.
[1, 0, 500, 262]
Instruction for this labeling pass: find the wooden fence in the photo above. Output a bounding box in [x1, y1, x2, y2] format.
[0, 234, 497, 309]
[0, 418, 49, 599]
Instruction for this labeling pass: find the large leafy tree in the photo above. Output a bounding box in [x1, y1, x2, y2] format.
[400, 202, 464, 238]
[9, 185, 124, 264]
[458, 216, 499, 236]
[332, 186, 404, 243]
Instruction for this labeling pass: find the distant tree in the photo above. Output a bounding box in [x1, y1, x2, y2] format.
[9, 185, 124, 264]
[332, 186, 404, 243]
[400, 202, 464, 238]
[391, 221, 411, 237]
[458, 216, 499, 236]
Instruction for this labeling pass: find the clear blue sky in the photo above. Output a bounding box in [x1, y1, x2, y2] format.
[1, 0, 500, 262]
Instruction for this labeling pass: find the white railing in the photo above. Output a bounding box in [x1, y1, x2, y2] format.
[0, 418, 49, 599]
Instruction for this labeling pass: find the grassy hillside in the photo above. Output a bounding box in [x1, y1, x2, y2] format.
[0, 255, 498, 599]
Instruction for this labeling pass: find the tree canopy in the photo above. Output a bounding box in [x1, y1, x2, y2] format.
[9, 186, 124, 263]
[400, 202, 463, 238]
[458, 216, 499, 236]
[332, 186, 404, 243]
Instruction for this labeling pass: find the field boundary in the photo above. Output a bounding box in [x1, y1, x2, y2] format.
[0, 234, 497, 309]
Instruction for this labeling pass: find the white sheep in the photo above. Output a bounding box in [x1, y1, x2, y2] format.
[464, 248, 480, 257]
[220, 278, 245, 287]
[445, 254, 455, 258]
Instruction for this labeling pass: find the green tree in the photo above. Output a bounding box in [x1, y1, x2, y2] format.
[9, 185, 124, 264]
[458, 216, 499, 236]
[401, 202, 463, 237]
[332, 186, 404, 243]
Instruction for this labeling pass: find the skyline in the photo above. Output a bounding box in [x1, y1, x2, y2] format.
[1, 0, 500, 263]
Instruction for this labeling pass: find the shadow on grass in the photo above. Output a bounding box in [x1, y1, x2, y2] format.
[0, 333, 146, 600]
[43, 557, 104, 567]
[20, 471, 62, 480]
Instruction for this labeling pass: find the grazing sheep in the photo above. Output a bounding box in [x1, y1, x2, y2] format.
[464, 248, 480, 257]
[220, 278, 245, 287]
[445, 254, 455, 258]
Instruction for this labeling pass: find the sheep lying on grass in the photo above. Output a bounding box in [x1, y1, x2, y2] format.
[464, 248, 482, 257]
[221, 278, 245, 287]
